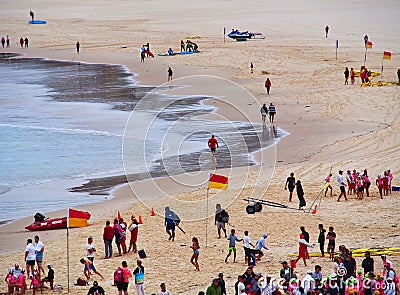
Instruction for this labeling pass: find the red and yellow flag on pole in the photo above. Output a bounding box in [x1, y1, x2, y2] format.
[208, 173, 228, 190]
[383, 51, 392, 60]
[366, 41, 373, 49]
[67, 208, 91, 228]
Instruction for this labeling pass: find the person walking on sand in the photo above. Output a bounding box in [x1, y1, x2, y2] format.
[6, 35, 10, 48]
[167, 66, 173, 81]
[24, 37, 28, 48]
[325, 25, 329, 38]
[337, 170, 348, 202]
[324, 173, 333, 197]
[265, 78, 272, 95]
[215, 204, 228, 239]
[250, 62, 254, 73]
[225, 229, 242, 263]
[268, 103, 276, 124]
[133, 260, 145, 295]
[344, 67, 349, 85]
[350, 68, 356, 85]
[165, 206, 180, 241]
[20, 37, 24, 48]
[295, 234, 313, 266]
[30, 10, 34, 21]
[296, 180, 306, 210]
[190, 237, 200, 271]
[76, 41, 80, 53]
[208, 134, 219, 163]
[260, 103, 268, 124]
[1, 37, 5, 48]
[285, 172, 296, 202]
[80, 258, 104, 280]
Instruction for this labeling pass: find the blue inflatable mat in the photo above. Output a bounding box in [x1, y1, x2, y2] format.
[29, 20, 47, 24]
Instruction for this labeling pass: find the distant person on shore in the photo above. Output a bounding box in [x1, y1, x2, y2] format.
[318, 224, 326, 257]
[80, 257, 104, 280]
[168, 48, 174, 55]
[24, 37, 29, 48]
[364, 34, 369, 47]
[285, 172, 296, 202]
[190, 237, 200, 271]
[208, 134, 219, 163]
[20, 37, 24, 48]
[265, 78, 272, 95]
[34, 235, 45, 277]
[6, 35, 10, 47]
[76, 41, 80, 53]
[325, 25, 329, 38]
[260, 103, 268, 124]
[103, 220, 114, 259]
[215, 204, 228, 239]
[268, 103, 276, 123]
[167, 66, 173, 81]
[141, 50, 145, 63]
[397, 69, 400, 84]
[145, 42, 150, 56]
[296, 180, 306, 210]
[30, 10, 34, 21]
[128, 215, 139, 253]
[165, 206, 180, 241]
[350, 68, 356, 85]
[324, 173, 333, 197]
[1, 37, 5, 48]
[180, 40, 185, 51]
[225, 229, 242, 263]
[250, 62, 254, 73]
[344, 67, 349, 85]
[337, 170, 348, 202]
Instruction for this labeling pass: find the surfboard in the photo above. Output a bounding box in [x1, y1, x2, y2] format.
[28, 20, 47, 24]
[144, 50, 154, 58]
[354, 71, 380, 77]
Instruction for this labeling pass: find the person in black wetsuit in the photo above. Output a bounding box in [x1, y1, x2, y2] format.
[285, 172, 296, 202]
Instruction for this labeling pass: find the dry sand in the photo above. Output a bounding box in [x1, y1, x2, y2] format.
[1, 0, 399, 294]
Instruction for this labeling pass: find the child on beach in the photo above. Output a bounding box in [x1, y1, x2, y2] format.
[225, 229, 243, 263]
[325, 173, 333, 197]
[326, 226, 336, 261]
[190, 237, 200, 271]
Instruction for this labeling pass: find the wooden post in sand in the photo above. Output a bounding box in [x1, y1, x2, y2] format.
[224, 27, 226, 43]
[335, 40, 338, 60]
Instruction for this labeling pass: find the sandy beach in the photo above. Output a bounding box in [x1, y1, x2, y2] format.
[1, 0, 400, 294]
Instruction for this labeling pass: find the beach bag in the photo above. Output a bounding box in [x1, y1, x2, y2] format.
[114, 267, 124, 283]
[135, 272, 144, 284]
[138, 249, 147, 258]
[75, 277, 88, 286]
[221, 210, 229, 223]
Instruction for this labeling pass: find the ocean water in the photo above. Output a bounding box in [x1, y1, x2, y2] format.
[0, 54, 286, 224]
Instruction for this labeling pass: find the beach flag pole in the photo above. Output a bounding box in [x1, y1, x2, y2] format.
[335, 40, 338, 60]
[223, 27, 226, 43]
[206, 186, 209, 247]
[66, 209, 70, 293]
[381, 51, 392, 80]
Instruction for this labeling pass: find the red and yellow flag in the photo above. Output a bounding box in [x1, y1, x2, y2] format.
[383, 51, 392, 60]
[67, 208, 91, 228]
[208, 173, 228, 190]
[366, 41, 373, 49]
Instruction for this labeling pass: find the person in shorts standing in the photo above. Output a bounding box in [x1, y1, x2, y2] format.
[25, 238, 36, 278]
[86, 237, 96, 263]
[34, 235, 45, 277]
[225, 229, 242, 263]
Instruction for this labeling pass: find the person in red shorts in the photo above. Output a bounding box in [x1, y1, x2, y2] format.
[208, 135, 219, 163]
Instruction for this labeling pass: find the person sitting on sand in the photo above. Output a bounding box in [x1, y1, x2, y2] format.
[79, 258, 104, 281]
[41, 264, 54, 290]
[167, 48, 174, 55]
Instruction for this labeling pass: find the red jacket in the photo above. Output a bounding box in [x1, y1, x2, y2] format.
[103, 225, 114, 241]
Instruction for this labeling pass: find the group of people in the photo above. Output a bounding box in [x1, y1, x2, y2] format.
[19, 37, 29, 48]
[284, 173, 307, 209]
[260, 103, 277, 124]
[337, 168, 394, 201]
[6, 236, 54, 294]
[180, 40, 198, 52]
[1, 35, 10, 48]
